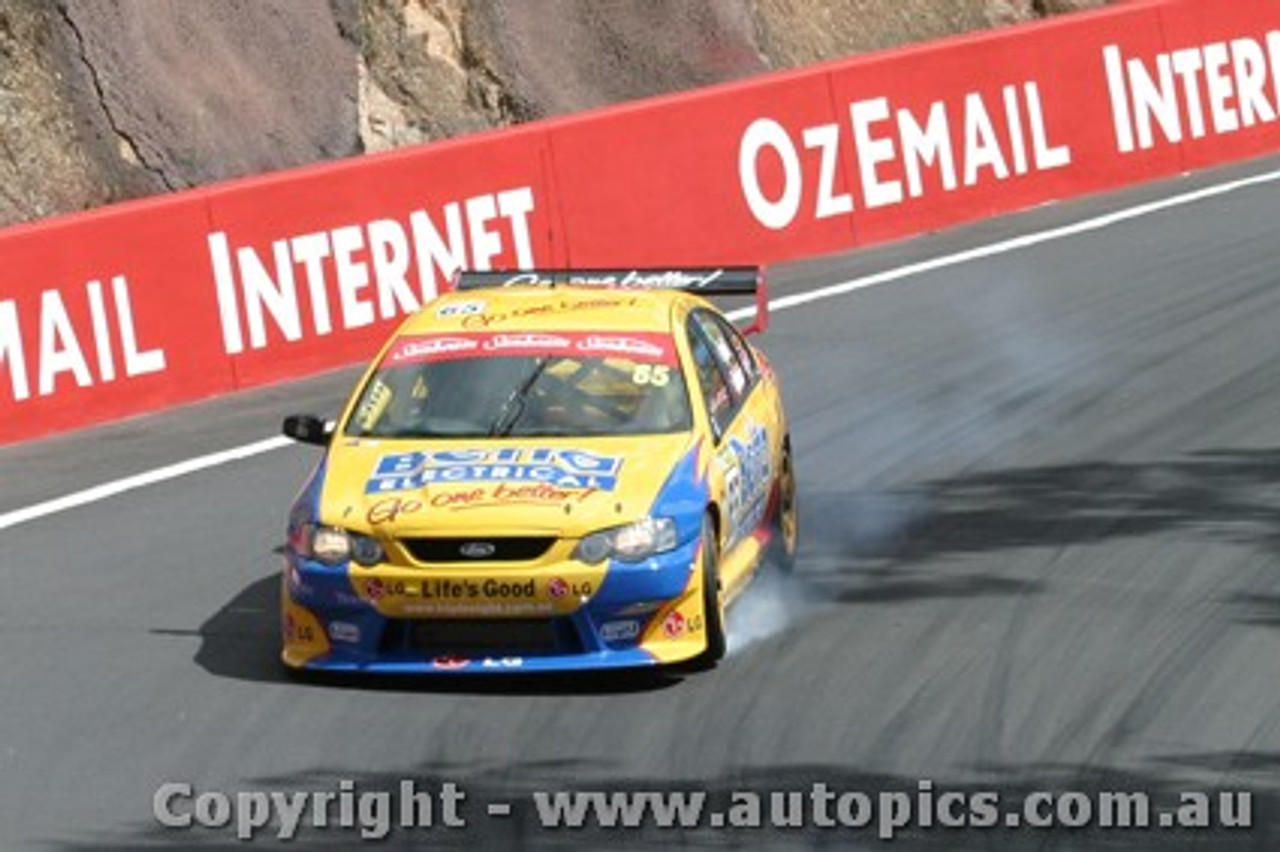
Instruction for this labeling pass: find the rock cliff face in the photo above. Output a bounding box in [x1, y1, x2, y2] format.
[0, 0, 1107, 226]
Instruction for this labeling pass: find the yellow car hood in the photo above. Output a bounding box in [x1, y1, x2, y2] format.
[318, 433, 697, 538]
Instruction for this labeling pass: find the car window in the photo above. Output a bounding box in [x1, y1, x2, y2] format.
[692, 309, 759, 393]
[701, 312, 747, 399]
[687, 314, 737, 437]
[711, 313, 758, 387]
[345, 331, 692, 438]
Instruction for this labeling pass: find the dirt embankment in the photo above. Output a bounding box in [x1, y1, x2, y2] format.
[0, 0, 1106, 227]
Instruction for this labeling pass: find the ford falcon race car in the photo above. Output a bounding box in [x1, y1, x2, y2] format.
[279, 267, 798, 674]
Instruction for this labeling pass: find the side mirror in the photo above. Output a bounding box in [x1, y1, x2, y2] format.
[282, 414, 333, 447]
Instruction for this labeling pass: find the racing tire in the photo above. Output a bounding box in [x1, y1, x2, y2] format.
[696, 514, 727, 666]
[767, 438, 799, 574]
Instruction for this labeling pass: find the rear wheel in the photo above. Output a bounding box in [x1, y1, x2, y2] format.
[697, 514, 727, 665]
[768, 439, 799, 573]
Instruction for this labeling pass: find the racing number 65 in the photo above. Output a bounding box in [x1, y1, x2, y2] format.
[632, 364, 671, 386]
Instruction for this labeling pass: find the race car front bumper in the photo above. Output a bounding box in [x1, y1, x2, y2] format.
[280, 536, 712, 674]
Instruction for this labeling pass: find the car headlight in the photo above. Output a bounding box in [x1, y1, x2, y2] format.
[301, 525, 385, 567]
[573, 517, 677, 564]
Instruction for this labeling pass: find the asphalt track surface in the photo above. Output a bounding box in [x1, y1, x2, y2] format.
[5, 156, 1280, 850]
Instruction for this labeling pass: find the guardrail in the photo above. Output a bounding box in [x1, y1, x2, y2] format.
[1, 0, 1276, 444]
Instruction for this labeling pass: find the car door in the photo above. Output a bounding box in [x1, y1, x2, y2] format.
[686, 309, 775, 567]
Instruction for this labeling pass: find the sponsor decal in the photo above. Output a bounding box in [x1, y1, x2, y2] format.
[721, 422, 772, 545]
[662, 610, 686, 639]
[544, 578, 592, 601]
[483, 332, 572, 351]
[353, 378, 393, 432]
[327, 621, 361, 643]
[283, 613, 317, 644]
[401, 656, 526, 671]
[436, 300, 486, 318]
[359, 576, 574, 610]
[361, 578, 412, 601]
[480, 656, 525, 669]
[428, 481, 598, 510]
[578, 335, 668, 359]
[366, 496, 424, 525]
[403, 601, 556, 617]
[367, 447, 623, 494]
[599, 619, 641, 642]
[502, 270, 726, 290]
[459, 296, 640, 329]
[419, 578, 537, 599]
[375, 331, 675, 365]
[386, 336, 478, 365]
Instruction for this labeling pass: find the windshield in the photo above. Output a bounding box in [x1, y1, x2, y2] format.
[344, 331, 693, 438]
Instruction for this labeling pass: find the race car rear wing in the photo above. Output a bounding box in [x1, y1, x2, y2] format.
[450, 267, 771, 335]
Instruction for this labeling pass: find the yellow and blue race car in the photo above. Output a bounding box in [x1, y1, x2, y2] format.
[279, 267, 798, 674]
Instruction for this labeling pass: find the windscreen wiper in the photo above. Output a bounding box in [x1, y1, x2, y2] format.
[488, 357, 549, 437]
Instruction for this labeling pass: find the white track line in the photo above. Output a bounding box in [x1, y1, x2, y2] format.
[0, 436, 291, 531]
[4, 166, 1280, 532]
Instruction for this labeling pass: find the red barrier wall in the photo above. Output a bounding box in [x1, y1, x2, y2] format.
[0, 195, 233, 440]
[204, 128, 559, 386]
[2, 0, 1278, 445]
[548, 69, 856, 264]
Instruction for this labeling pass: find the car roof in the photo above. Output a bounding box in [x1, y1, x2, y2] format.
[402, 285, 695, 335]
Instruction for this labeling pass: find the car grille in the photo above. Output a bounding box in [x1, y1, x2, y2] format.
[380, 617, 582, 657]
[401, 536, 557, 563]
